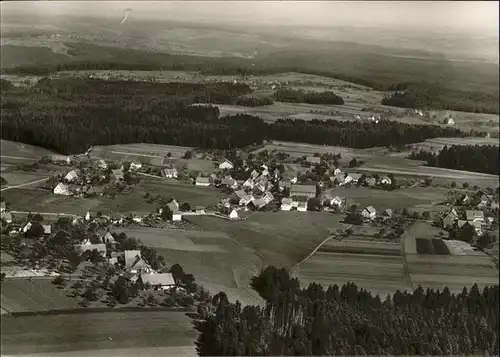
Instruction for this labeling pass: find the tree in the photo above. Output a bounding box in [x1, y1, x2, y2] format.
[183, 150, 194, 159]
[459, 223, 475, 244]
[0, 176, 7, 186]
[477, 232, 494, 250]
[421, 211, 431, 220]
[52, 275, 66, 286]
[180, 202, 191, 212]
[450, 181, 457, 188]
[112, 277, 130, 304]
[307, 197, 322, 212]
[463, 182, 470, 189]
[349, 158, 359, 168]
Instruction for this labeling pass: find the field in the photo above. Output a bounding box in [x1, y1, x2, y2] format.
[410, 136, 499, 152]
[92, 143, 194, 161]
[0, 310, 196, 355]
[0, 139, 56, 160]
[0, 278, 80, 313]
[293, 239, 411, 298]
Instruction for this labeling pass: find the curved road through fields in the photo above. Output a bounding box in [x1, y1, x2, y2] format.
[290, 235, 335, 273]
[1, 177, 50, 192]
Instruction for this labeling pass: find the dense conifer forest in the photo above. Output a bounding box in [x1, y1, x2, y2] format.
[1, 77, 473, 154]
[274, 88, 345, 105]
[194, 267, 499, 356]
[409, 145, 499, 175]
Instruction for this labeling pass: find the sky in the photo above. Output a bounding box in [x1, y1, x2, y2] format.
[2, 1, 499, 35]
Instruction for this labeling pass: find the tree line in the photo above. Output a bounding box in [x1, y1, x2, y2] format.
[274, 87, 345, 105]
[382, 83, 499, 114]
[1, 77, 477, 154]
[194, 266, 499, 356]
[409, 145, 499, 175]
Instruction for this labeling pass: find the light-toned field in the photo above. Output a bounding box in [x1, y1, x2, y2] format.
[92, 143, 194, 160]
[427, 109, 499, 134]
[0, 171, 49, 186]
[406, 254, 499, 294]
[411, 136, 499, 152]
[112, 226, 263, 306]
[0, 139, 56, 160]
[3, 346, 197, 357]
[293, 239, 411, 298]
[323, 186, 447, 211]
[0, 310, 196, 355]
[0, 278, 80, 313]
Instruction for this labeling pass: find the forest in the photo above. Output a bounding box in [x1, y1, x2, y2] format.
[2, 41, 498, 114]
[409, 145, 499, 175]
[274, 88, 345, 105]
[194, 266, 499, 356]
[0, 77, 475, 154]
[382, 83, 499, 114]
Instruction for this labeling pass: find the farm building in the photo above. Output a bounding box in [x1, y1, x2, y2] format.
[461, 193, 472, 205]
[443, 117, 455, 125]
[476, 194, 492, 208]
[361, 206, 377, 220]
[172, 211, 182, 221]
[255, 181, 266, 192]
[250, 169, 259, 180]
[382, 209, 393, 219]
[162, 168, 178, 179]
[195, 206, 206, 214]
[221, 177, 238, 189]
[333, 168, 342, 176]
[281, 198, 292, 211]
[442, 208, 459, 228]
[1, 202, 6, 212]
[306, 156, 321, 165]
[130, 162, 142, 171]
[51, 155, 71, 165]
[466, 210, 484, 223]
[86, 185, 104, 197]
[234, 190, 246, 200]
[297, 201, 307, 212]
[42, 224, 52, 234]
[196, 177, 210, 187]
[243, 178, 254, 189]
[219, 159, 234, 170]
[263, 192, 274, 204]
[64, 169, 80, 182]
[250, 198, 267, 210]
[290, 184, 316, 198]
[239, 194, 254, 206]
[53, 183, 71, 196]
[345, 173, 362, 185]
[380, 176, 392, 185]
[112, 169, 124, 181]
[125, 250, 153, 274]
[1, 211, 12, 223]
[140, 273, 176, 291]
[329, 196, 344, 208]
[229, 209, 239, 219]
[96, 159, 108, 169]
[74, 241, 107, 256]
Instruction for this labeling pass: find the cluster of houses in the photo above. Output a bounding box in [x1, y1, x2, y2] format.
[441, 208, 495, 237]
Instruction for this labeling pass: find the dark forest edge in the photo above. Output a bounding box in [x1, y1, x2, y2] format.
[409, 145, 499, 175]
[0, 77, 482, 155]
[193, 266, 499, 356]
[1, 41, 498, 114]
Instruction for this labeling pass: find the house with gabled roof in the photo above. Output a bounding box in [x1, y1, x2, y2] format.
[475, 193, 492, 208]
[345, 173, 362, 185]
[442, 208, 459, 228]
[54, 183, 71, 196]
[162, 168, 178, 179]
[280, 198, 292, 211]
[74, 241, 107, 256]
[218, 159, 234, 170]
[125, 250, 152, 274]
[465, 210, 484, 223]
[234, 190, 246, 200]
[242, 178, 254, 189]
[96, 159, 108, 170]
[64, 169, 80, 182]
[112, 169, 124, 181]
[239, 194, 254, 206]
[221, 177, 238, 189]
[129, 162, 142, 171]
[329, 196, 344, 208]
[229, 209, 239, 219]
[382, 208, 393, 219]
[195, 206, 206, 214]
[332, 173, 345, 186]
[250, 198, 267, 210]
[140, 273, 176, 291]
[263, 192, 274, 204]
[195, 176, 210, 187]
[380, 176, 392, 185]
[361, 206, 377, 220]
[297, 201, 307, 212]
[290, 184, 316, 198]
[250, 169, 260, 180]
[306, 156, 321, 165]
[333, 167, 342, 176]
[51, 155, 71, 165]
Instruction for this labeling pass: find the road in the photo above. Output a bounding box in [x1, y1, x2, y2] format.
[0, 155, 35, 161]
[10, 210, 81, 218]
[1, 177, 49, 192]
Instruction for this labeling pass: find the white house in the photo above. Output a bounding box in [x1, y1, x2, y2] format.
[64, 170, 79, 182]
[280, 198, 292, 211]
[333, 168, 342, 176]
[112, 169, 124, 181]
[361, 206, 377, 220]
[172, 211, 182, 222]
[380, 176, 392, 186]
[195, 177, 211, 187]
[297, 201, 307, 212]
[54, 183, 71, 196]
[330, 196, 343, 208]
[239, 194, 254, 206]
[85, 211, 91, 222]
[22, 222, 32, 233]
[345, 173, 362, 185]
[229, 209, 239, 219]
[132, 216, 143, 223]
[466, 210, 484, 223]
[219, 159, 234, 170]
[261, 169, 269, 177]
[130, 162, 142, 171]
[162, 168, 178, 179]
[243, 178, 254, 189]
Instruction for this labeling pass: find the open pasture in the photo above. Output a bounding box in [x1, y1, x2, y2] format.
[0, 310, 196, 356]
[114, 227, 231, 253]
[410, 136, 499, 152]
[0, 278, 80, 313]
[427, 110, 499, 134]
[293, 239, 411, 297]
[0, 140, 56, 160]
[0, 188, 99, 215]
[324, 186, 446, 211]
[137, 179, 226, 207]
[0, 171, 49, 186]
[92, 143, 193, 160]
[406, 253, 499, 294]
